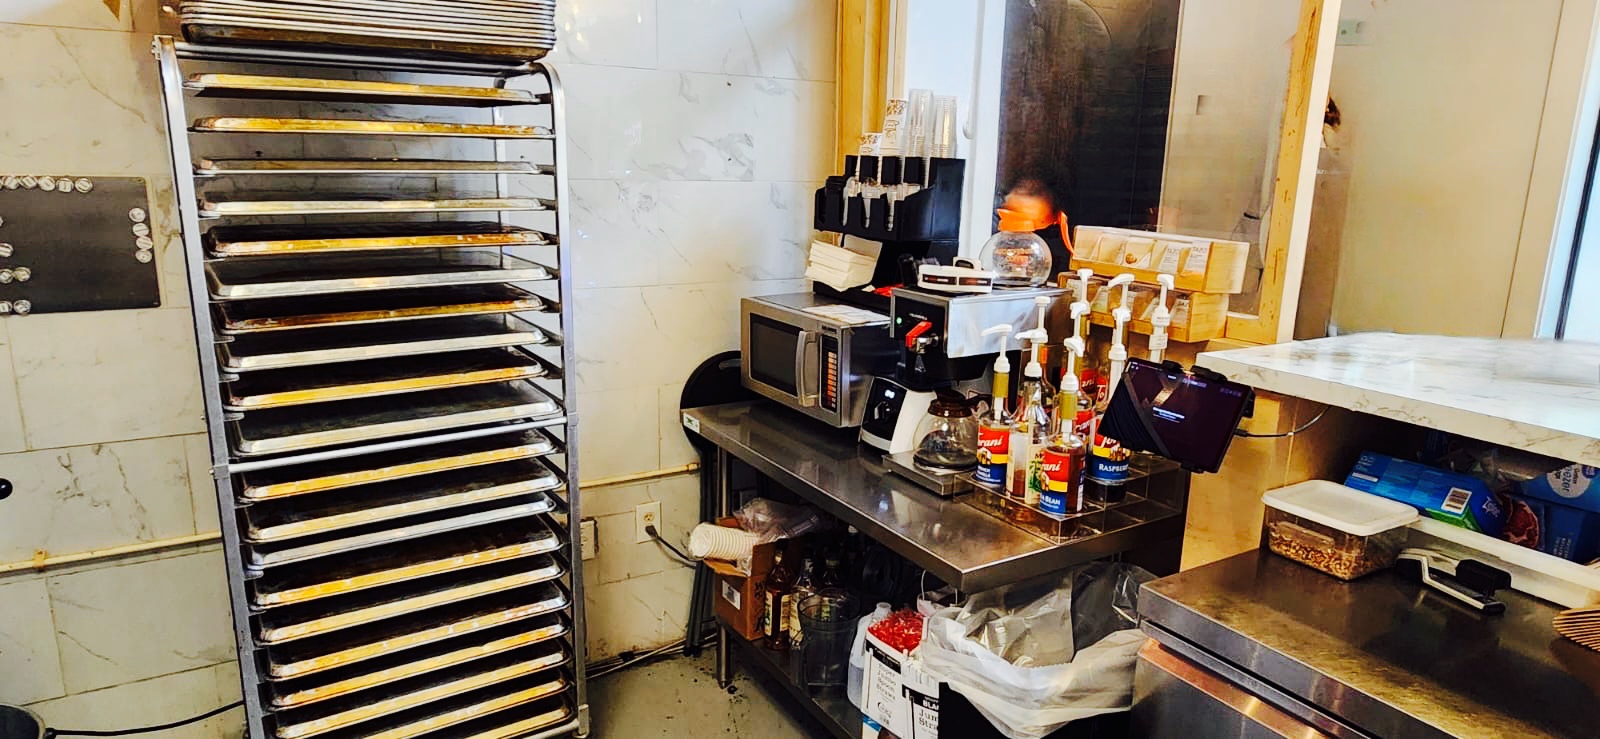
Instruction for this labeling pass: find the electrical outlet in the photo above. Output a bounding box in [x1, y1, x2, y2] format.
[634, 501, 661, 544]
[579, 518, 597, 561]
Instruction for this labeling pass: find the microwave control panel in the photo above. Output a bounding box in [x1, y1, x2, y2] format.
[820, 334, 840, 413]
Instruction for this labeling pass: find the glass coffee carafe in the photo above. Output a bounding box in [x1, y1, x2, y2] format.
[912, 390, 982, 470]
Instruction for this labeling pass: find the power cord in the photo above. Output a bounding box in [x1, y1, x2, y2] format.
[47, 701, 243, 737]
[645, 524, 698, 567]
[1234, 406, 1330, 439]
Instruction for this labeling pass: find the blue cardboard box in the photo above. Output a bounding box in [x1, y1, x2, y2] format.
[1503, 495, 1600, 563]
[1520, 464, 1600, 515]
[1345, 452, 1508, 537]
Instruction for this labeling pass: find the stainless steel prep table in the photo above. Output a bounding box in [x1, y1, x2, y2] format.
[684, 399, 1190, 727]
[1136, 551, 1600, 738]
[685, 401, 1187, 593]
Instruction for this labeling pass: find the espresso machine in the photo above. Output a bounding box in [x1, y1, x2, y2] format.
[861, 285, 1067, 495]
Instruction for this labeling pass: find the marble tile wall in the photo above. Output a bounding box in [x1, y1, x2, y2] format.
[550, 1, 837, 660]
[0, 0, 240, 726]
[0, 9, 835, 731]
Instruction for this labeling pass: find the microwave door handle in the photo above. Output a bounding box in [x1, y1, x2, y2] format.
[794, 330, 820, 407]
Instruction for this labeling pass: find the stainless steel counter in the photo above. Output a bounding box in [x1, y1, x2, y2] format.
[683, 401, 1185, 593]
[1140, 551, 1600, 738]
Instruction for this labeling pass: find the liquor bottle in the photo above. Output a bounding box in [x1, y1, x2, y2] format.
[790, 558, 817, 645]
[818, 553, 845, 589]
[762, 550, 798, 651]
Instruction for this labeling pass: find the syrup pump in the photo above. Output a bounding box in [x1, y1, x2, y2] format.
[975, 324, 1016, 487]
[1106, 273, 1136, 397]
[1007, 297, 1053, 503]
[1072, 268, 1094, 339]
[1149, 274, 1176, 364]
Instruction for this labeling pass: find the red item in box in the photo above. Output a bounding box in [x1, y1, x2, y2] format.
[867, 610, 925, 653]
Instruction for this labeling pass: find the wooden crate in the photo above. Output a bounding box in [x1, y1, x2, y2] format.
[1070, 225, 1249, 294]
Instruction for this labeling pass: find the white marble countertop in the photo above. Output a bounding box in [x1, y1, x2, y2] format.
[1197, 333, 1600, 468]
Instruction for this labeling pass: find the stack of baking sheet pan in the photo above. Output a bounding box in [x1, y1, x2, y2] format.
[158, 37, 581, 739]
[179, 0, 558, 62]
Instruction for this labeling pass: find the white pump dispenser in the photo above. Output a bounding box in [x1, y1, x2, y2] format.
[1015, 296, 1051, 380]
[1072, 268, 1094, 338]
[1149, 274, 1176, 364]
[1106, 274, 1136, 396]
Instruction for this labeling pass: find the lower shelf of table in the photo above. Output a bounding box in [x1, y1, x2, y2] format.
[725, 627, 861, 739]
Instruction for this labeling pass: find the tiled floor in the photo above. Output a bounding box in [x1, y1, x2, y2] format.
[588, 650, 831, 737]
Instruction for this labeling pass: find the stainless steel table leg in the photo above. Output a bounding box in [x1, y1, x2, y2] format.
[714, 447, 735, 687]
[717, 625, 733, 688]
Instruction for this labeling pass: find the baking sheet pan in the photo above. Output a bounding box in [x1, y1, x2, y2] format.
[217, 316, 547, 372]
[215, 285, 548, 335]
[185, 74, 539, 106]
[182, 19, 554, 62]
[237, 432, 557, 502]
[229, 382, 561, 456]
[266, 584, 567, 679]
[208, 254, 552, 300]
[196, 160, 544, 178]
[198, 193, 549, 218]
[270, 623, 565, 708]
[252, 519, 560, 607]
[245, 458, 559, 543]
[286, 674, 569, 739]
[192, 116, 549, 139]
[257, 558, 564, 644]
[448, 698, 574, 739]
[205, 222, 547, 258]
[185, 0, 556, 23]
[224, 349, 547, 410]
[180, 11, 555, 42]
[275, 662, 568, 739]
[184, 2, 555, 39]
[247, 498, 555, 569]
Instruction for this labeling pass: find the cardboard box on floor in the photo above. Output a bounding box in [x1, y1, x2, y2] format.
[703, 517, 778, 641]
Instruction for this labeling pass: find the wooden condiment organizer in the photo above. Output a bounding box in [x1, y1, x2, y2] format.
[1071, 225, 1250, 294]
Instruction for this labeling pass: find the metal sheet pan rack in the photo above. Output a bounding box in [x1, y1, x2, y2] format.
[154, 37, 586, 739]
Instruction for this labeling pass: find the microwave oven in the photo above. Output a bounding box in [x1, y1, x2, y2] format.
[740, 294, 898, 428]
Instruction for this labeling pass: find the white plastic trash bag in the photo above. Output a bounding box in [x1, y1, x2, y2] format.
[915, 563, 1152, 739]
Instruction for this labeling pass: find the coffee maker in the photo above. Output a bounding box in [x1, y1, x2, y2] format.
[861, 285, 1066, 494]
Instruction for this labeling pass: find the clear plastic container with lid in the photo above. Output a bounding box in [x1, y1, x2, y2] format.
[1262, 480, 1419, 580]
[978, 208, 1053, 288]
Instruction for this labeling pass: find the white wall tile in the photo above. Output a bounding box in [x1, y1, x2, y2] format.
[584, 480, 657, 519]
[0, 0, 131, 32]
[589, 475, 701, 585]
[569, 180, 814, 289]
[211, 661, 245, 739]
[0, 320, 29, 454]
[10, 308, 204, 448]
[27, 665, 237, 739]
[577, 385, 660, 480]
[182, 433, 220, 534]
[659, 382, 699, 468]
[658, 0, 837, 82]
[0, 577, 66, 704]
[573, 278, 807, 395]
[561, 64, 834, 183]
[0, 437, 195, 562]
[545, 0, 657, 69]
[48, 549, 234, 693]
[583, 566, 695, 661]
[592, 511, 673, 585]
[0, 24, 168, 176]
